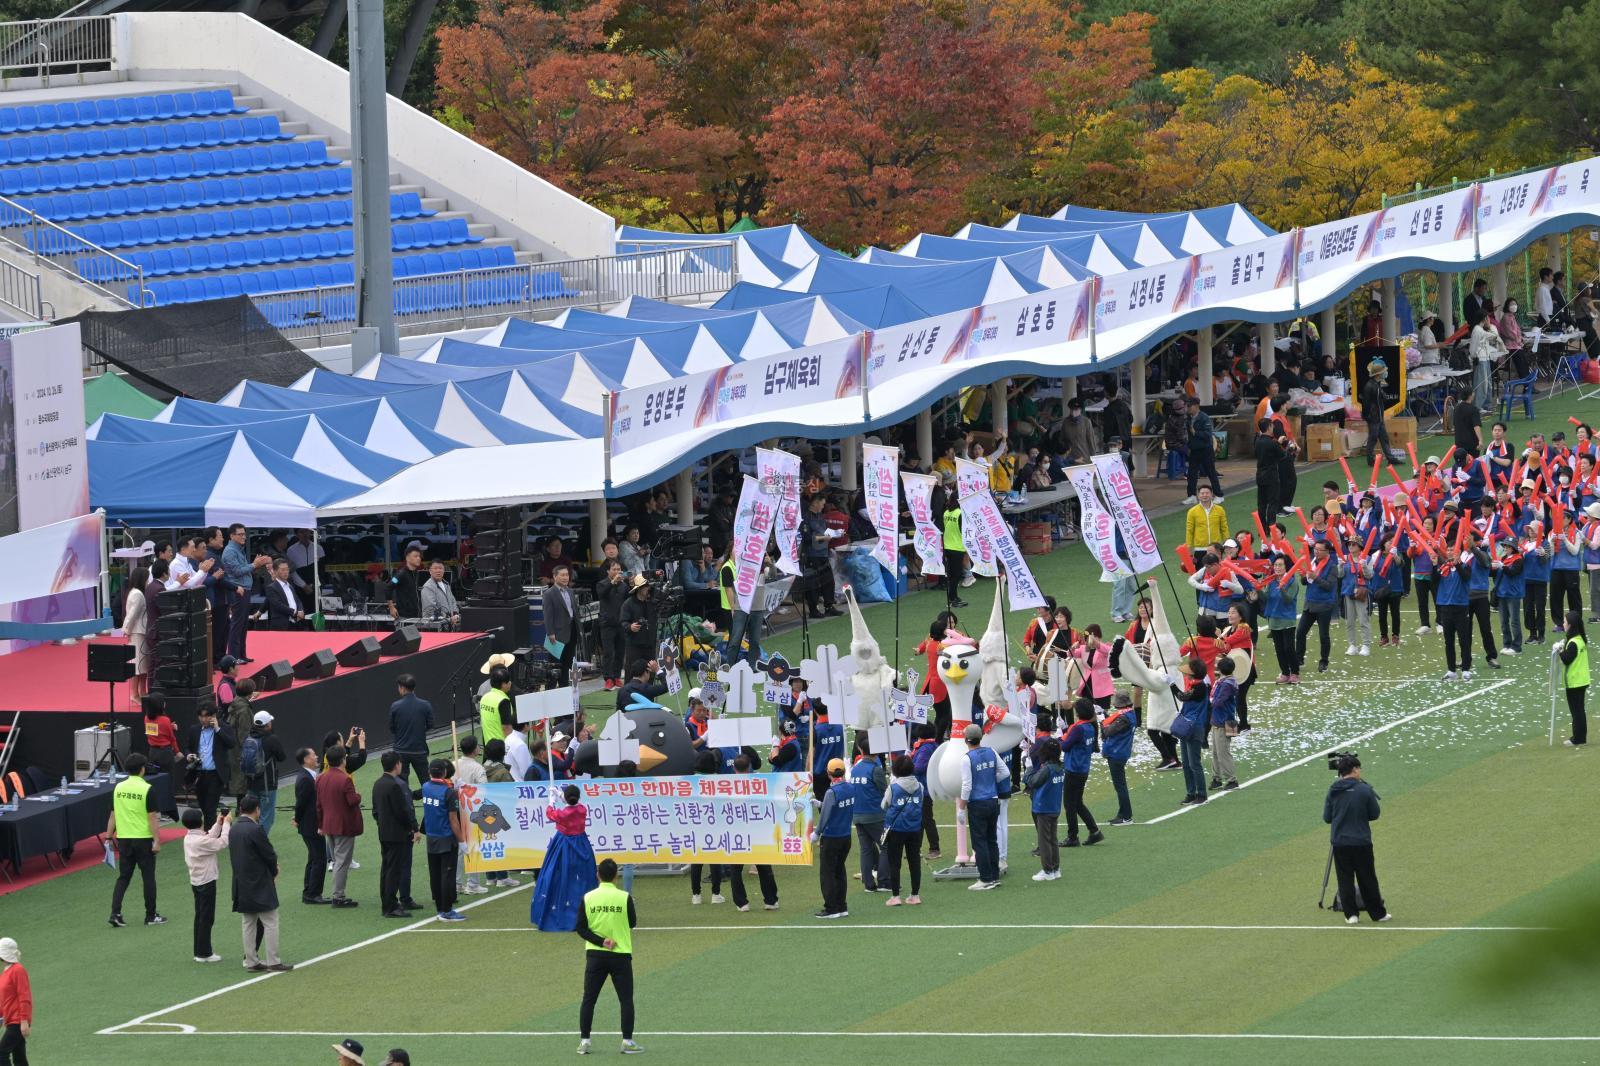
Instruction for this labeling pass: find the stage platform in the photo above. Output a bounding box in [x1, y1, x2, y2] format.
[2, 630, 494, 778]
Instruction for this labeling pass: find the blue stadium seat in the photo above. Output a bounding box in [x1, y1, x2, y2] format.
[336, 230, 354, 257]
[94, 100, 119, 125]
[172, 93, 198, 118]
[219, 275, 244, 298]
[14, 106, 38, 132]
[134, 97, 157, 122]
[114, 99, 137, 124]
[153, 94, 177, 120]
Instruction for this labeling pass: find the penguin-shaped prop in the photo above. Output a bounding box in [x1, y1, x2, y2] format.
[572, 693, 700, 777]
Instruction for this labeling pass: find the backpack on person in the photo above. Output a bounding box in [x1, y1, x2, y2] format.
[240, 733, 263, 778]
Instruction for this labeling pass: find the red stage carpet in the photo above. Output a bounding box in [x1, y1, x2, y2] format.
[0, 630, 481, 715]
[0, 826, 184, 898]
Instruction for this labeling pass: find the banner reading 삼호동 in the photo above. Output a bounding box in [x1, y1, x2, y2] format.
[1091, 453, 1161, 573]
[901, 471, 944, 577]
[730, 474, 776, 613]
[459, 774, 817, 872]
[862, 443, 899, 569]
[1064, 465, 1132, 578]
[954, 457, 997, 577]
[757, 446, 803, 577]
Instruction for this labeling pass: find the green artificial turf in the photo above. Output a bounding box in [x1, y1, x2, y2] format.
[7, 389, 1599, 1065]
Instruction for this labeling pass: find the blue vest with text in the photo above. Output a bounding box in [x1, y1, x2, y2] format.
[965, 746, 999, 802]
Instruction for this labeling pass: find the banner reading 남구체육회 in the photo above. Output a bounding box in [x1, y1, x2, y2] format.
[460, 775, 816, 872]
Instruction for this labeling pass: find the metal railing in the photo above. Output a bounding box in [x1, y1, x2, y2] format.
[252, 241, 739, 346]
[0, 192, 141, 308]
[0, 255, 43, 319]
[0, 16, 114, 83]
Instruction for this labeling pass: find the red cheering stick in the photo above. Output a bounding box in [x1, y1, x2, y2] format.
[1571, 416, 1585, 427]
[1406, 442, 1421, 473]
[1438, 445, 1456, 470]
[1294, 507, 1311, 536]
[1237, 531, 1254, 558]
[1176, 543, 1196, 573]
[1339, 456, 1359, 492]
[1277, 556, 1309, 588]
[1361, 526, 1379, 557]
[1252, 509, 1270, 546]
[1369, 458, 1383, 492]
[1554, 503, 1566, 537]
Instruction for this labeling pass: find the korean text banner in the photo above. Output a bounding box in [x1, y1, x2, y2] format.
[958, 490, 1046, 610]
[756, 447, 803, 576]
[730, 474, 776, 612]
[609, 335, 863, 456]
[954, 457, 997, 577]
[4, 322, 88, 535]
[1094, 259, 1194, 336]
[1185, 233, 1296, 311]
[901, 471, 944, 576]
[459, 774, 816, 872]
[862, 443, 899, 568]
[1091, 453, 1161, 573]
[1064, 465, 1131, 578]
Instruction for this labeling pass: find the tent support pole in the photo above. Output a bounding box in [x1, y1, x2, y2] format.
[312, 527, 321, 617]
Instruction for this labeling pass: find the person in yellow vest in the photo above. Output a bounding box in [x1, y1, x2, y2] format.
[478, 665, 513, 746]
[1559, 611, 1589, 745]
[108, 752, 166, 927]
[575, 858, 641, 1056]
[720, 551, 773, 669]
[1184, 485, 1229, 551]
[941, 481, 969, 609]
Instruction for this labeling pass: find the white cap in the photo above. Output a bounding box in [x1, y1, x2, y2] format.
[687, 687, 703, 702]
[1223, 538, 1238, 548]
[252, 710, 273, 726]
[551, 732, 570, 744]
[1424, 455, 1440, 466]
[0, 938, 17, 963]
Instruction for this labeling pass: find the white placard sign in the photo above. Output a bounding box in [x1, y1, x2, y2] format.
[756, 447, 804, 576]
[596, 712, 641, 765]
[515, 686, 577, 724]
[6, 322, 88, 533]
[718, 660, 761, 715]
[799, 644, 843, 700]
[865, 722, 909, 755]
[762, 576, 794, 614]
[707, 716, 776, 749]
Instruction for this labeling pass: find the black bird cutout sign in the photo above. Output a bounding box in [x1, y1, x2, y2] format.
[572, 692, 699, 777]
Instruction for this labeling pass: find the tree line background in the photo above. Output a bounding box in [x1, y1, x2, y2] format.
[330, 0, 1600, 249]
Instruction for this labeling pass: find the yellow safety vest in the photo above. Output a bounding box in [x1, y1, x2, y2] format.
[582, 882, 633, 953]
[1567, 634, 1591, 689]
[478, 690, 508, 745]
[720, 558, 735, 612]
[113, 774, 154, 839]
[942, 507, 963, 551]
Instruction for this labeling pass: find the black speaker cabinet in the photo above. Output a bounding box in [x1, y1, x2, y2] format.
[249, 659, 295, 693]
[293, 648, 338, 680]
[336, 637, 382, 668]
[459, 604, 529, 652]
[87, 642, 136, 683]
[379, 624, 421, 657]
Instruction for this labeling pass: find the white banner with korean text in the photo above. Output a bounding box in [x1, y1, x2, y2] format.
[901, 471, 944, 577]
[1091, 452, 1161, 574]
[756, 447, 803, 576]
[954, 457, 997, 577]
[862, 443, 899, 569]
[729, 474, 776, 613]
[1064, 465, 1132, 578]
[957, 490, 1047, 611]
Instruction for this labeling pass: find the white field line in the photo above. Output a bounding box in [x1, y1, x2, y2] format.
[102, 1028, 1600, 1043]
[402, 922, 1546, 933]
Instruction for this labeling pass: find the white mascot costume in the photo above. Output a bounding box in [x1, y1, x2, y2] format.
[975, 593, 1022, 867]
[845, 588, 897, 730]
[1108, 578, 1183, 735]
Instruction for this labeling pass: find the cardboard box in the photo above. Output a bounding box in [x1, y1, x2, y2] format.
[1387, 414, 1417, 450]
[1342, 427, 1367, 453]
[1305, 421, 1344, 460]
[1018, 521, 1053, 555]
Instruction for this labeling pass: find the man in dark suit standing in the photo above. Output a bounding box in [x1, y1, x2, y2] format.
[263, 558, 304, 630]
[230, 793, 293, 972]
[183, 705, 235, 829]
[291, 746, 329, 905]
[541, 563, 579, 685]
[372, 752, 421, 918]
[387, 674, 434, 789]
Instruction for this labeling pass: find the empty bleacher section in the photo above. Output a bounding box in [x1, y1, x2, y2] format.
[0, 13, 631, 328]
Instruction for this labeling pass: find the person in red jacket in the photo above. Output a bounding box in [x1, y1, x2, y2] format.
[315, 745, 365, 909]
[0, 936, 30, 1065]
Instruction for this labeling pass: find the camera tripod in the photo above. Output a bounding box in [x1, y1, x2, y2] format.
[1316, 844, 1364, 912]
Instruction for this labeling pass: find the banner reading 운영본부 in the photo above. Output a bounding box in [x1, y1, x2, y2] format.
[459, 774, 817, 872]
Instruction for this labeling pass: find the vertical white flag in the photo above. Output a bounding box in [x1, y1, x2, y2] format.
[954, 457, 997, 577]
[958, 491, 1047, 610]
[756, 447, 803, 577]
[900, 471, 944, 576]
[862, 444, 899, 569]
[1091, 453, 1162, 573]
[1065, 465, 1133, 578]
[729, 474, 777, 612]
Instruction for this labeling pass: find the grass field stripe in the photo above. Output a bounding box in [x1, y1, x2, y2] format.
[399, 922, 1549, 933]
[1141, 677, 1515, 825]
[99, 1029, 1600, 1042]
[96, 881, 535, 1035]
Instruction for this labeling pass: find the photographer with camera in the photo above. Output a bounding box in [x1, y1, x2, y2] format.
[620, 576, 659, 668]
[1323, 754, 1390, 925]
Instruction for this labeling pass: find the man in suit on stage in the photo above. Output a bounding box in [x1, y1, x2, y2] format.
[263, 558, 304, 630]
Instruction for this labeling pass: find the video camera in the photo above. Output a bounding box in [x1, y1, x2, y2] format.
[1327, 750, 1358, 772]
[653, 525, 706, 564]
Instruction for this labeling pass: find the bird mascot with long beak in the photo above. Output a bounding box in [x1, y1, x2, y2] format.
[1108, 578, 1183, 739]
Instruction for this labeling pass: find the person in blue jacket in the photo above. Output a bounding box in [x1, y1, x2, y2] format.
[908, 724, 941, 859]
[880, 754, 925, 905]
[1024, 737, 1064, 881]
[1100, 691, 1138, 825]
[1263, 554, 1301, 682]
[808, 711, 845, 801]
[687, 750, 724, 904]
[1295, 540, 1339, 673]
[769, 719, 803, 774]
[848, 739, 889, 893]
[1175, 659, 1211, 805]
[810, 759, 854, 918]
[1494, 542, 1526, 656]
[1371, 532, 1408, 648]
[1434, 541, 1474, 680]
[1463, 527, 1501, 670]
[1522, 520, 1552, 644]
[1059, 700, 1102, 847]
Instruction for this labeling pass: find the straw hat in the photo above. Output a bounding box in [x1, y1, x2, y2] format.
[479, 652, 515, 675]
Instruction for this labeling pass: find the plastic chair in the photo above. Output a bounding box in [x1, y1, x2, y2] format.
[1499, 372, 1537, 421]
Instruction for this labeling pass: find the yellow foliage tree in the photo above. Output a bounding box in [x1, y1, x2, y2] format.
[1141, 45, 1471, 230]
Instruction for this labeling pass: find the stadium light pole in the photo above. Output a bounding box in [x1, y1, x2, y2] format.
[349, 0, 399, 357]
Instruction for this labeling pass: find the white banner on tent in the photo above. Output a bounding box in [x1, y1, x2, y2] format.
[864, 309, 973, 386]
[1094, 258, 1194, 334]
[1479, 161, 1600, 236]
[862, 443, 899, 569]
[0, 511, 102, 603]
[1090, 453, 1161, 574]
[1355, 187, 1476, 261]
[1064, 465, 1132, 578]
[609, 335, 864, 456]
[900, 471, 944, 577]
[954, 457, 997, 577]
[1298, 208, 1380, 284]
[756, 447, 804, 576]
[958, 490, 1046, 610]
[729, 474, 776, 614]
[1185, 232, 1297, 310]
